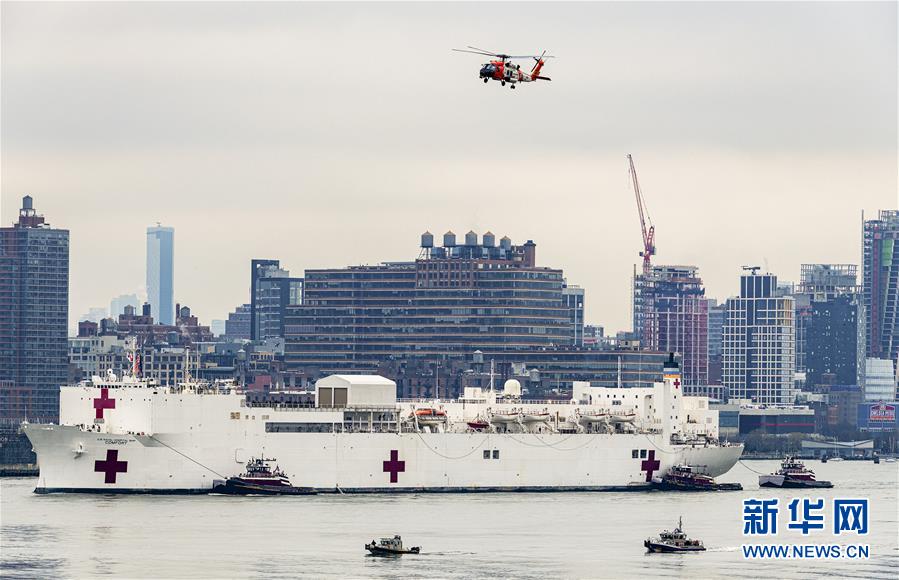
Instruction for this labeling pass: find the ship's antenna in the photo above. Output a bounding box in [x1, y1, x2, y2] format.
[184, 346, 192, 383]
[489, 359, 495, 393]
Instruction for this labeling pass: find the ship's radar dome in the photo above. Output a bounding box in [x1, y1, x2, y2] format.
[503, 379, 522, 397]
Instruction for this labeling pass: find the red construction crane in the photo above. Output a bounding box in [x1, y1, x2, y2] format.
[627, 154, 655, 274]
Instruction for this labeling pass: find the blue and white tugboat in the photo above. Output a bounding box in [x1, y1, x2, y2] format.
[644, 517, 706, 553]
[211, 457, 316, 495]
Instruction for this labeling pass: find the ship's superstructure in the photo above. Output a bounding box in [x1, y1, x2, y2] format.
[23, 355, 742, 493]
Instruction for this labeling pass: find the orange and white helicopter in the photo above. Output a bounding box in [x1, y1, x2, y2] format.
[452, 46, 554, 89]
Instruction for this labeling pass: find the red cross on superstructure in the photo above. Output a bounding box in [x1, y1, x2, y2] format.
[93, 388, 116, 419]
[641, 450, 661, 482]
[383, 449, 405, 483]
[94, 449, 128, 484]
[673, 379, 681, 388]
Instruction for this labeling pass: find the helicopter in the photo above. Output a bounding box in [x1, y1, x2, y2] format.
[452, 46, 554, 88]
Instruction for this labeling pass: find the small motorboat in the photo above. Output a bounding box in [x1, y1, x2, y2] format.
[467, 420, 490, 431]
[759, 456, 833, 489]
[644, 517, 706, 553]
[211, 457, 316, 495]
[365, 535, 420, 556]
[652, 464, 742, 491]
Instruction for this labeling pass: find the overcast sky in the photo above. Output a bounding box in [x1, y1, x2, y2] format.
[2, 1, 897, 333]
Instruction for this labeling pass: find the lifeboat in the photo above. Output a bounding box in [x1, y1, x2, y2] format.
[467, 420, 490, 431]
[609, 412, 637, 424]
[489, 412, 519, 424]
[412, 408, 447, 426]
[577, 412, 608, 424]
[521, 412, 551, 423]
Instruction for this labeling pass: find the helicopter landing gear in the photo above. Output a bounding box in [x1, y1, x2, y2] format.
[483, 78, 489, 83]
[511, 84, 516, 89]
[501, 80, 506, 86]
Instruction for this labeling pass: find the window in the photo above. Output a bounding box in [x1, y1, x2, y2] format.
[632, 449, 639, 458]
[640, 449, 647, 458]
[492, 450, 500, 459]
[483, 450, 490, 460]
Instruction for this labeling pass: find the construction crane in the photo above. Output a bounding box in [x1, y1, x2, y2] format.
[627, 154, 655, 274]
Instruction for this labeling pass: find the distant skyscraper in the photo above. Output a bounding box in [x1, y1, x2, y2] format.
[633, 265, 709, 387]
[146, 225, 174, 325]
[0, 196, 70, 422]
[723, 271, 796, 405]
[109, 293, 140, 319]
[797, 264, 862, 388]
[863, 210, 899, 387]
[250, 260, 303, 340]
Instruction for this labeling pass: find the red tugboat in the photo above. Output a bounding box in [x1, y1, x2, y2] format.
[759, 456, 833, 489]
[211, 457, 316, 495]
[652, 464, 743, 491]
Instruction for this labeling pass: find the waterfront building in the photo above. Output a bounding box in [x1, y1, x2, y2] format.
[632, 265, 709, 387]
[210, 319, 226, 337]
[250, 260, 303, 340]
[146, 225, 174, 325]
[863, 210, 899, 386]
[106, 303, 212, 346]
[285, 231, 574, 378]
[225, 304, 252, 341]
[723, 271, 796, 405]
[797, 264, 862, 388]
[0, 196, 69, 423]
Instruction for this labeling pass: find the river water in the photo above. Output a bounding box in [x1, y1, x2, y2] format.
[2, 460, 897, 579]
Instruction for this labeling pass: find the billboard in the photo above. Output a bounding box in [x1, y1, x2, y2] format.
[859, 402, 899, 432]
[870, 403, 896, 423]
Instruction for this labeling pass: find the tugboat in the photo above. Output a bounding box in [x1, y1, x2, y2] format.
[652, 464, 743, 491]
[211, 457, 317, 495]
[644, 517, 706, 553]
[365, 535, 420, 556]
[759, 456, 833, 489]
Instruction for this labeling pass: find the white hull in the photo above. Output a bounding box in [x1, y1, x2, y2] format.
[24, 424, 743, 493]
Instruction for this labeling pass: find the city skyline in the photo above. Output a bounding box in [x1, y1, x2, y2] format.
[2, 1, 896, 332]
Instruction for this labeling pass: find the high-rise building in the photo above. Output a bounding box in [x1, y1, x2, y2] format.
[146, 225, 174, 325]
[0, 196, 70, 423]
[250, 260, 303, 340]
[797, 264, 862, 388]
[863, 210, 899, 389]
[707, 299, 726, 385]
[285, 231, 574, 376]
[633, 265, 709, 386]
[225, 304, 252, 340]
[723, 271, 796, 405]
[562, 285, 585, 347]
[863, 358, 896, 402]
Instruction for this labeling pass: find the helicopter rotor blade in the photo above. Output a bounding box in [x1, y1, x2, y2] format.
[531, 50, 546, 72]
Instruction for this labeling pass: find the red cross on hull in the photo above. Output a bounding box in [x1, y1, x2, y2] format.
[641, 450, 661, 482]
[95, 449, 128, 484]
[93, 388, 116, 419]
[383, 450, 405, 483]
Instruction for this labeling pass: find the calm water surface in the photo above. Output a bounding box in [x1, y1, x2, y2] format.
[2, 460, 897, 579]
